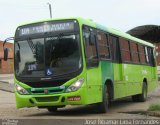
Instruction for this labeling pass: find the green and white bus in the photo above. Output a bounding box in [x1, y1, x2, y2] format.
[4, 17, 157, 113]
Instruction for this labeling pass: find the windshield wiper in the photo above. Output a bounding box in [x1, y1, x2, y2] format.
[27, 38, 36, 54]
[47, 33, 65, 67]
[15, 42, 21, 62]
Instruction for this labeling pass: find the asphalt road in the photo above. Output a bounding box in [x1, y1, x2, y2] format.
[0, 84, 160, 125]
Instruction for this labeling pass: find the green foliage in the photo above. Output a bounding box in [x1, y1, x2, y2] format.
[148, 104, 160, 111]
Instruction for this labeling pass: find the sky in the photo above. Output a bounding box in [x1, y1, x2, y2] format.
[0, 0, 160, 41]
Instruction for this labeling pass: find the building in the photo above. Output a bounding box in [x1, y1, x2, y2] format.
[0, 41, 14, 74]
[127, 25, 160, 78]
[127, 25, 160, 64]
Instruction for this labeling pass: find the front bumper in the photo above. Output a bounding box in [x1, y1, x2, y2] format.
[15, 87, 87, 108]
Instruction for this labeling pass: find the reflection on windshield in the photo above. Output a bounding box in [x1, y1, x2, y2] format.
[45, 35, 81, 76]
[15, 38, 44, 77]
[14, 34, 81, 77]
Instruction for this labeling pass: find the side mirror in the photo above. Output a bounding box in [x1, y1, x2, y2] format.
[3, 37, 14, 61]
[4, 48, 8, 61]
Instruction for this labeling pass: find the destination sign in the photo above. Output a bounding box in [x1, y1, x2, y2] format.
[17, 21, 75, 36]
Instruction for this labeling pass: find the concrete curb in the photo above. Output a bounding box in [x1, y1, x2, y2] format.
[0, 81, 9, 84]
[0, 81, 14, 93]
[147, 111, 160, 117]
[0, 88, 14, 93]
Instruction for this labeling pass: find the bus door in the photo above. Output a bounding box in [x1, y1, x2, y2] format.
[109, 36, 125, 99]
[146, 47, 157, 88]
[83, 26, 101, 104]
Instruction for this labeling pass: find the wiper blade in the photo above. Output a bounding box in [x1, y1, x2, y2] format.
[16, 42, 20, 50]
[27, 38, 36, 54]
[57, 33, 64, 39]
[46, 33, 64, 67]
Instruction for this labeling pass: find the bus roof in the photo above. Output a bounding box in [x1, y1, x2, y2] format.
[78, 18, 154, 48]
[96, 24, 154, 47]
[18, 17, 154, 47]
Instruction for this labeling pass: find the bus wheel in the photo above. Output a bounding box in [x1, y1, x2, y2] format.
[97, 85, 109, 113]
[47, 107, 58, 112]
[132, 82, 147, 102]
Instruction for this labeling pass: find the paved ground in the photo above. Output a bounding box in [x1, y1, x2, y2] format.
[0, 74, 160, 125]
[0, 88, 160, 119]
[0, 74, 14, 84]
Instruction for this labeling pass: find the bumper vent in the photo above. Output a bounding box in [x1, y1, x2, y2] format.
[35, 96, 59, 102]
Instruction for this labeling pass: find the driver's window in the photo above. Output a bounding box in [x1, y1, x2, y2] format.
[83, 26, 98, 67]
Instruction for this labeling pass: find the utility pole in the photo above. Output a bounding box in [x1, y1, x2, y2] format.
[47, 3, 52, 18]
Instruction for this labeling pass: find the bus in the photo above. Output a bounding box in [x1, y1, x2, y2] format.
[3, 17, 157, 113]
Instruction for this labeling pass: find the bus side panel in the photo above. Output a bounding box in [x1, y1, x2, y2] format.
[123, 64, 143, 96]
[100, 61, 114, 91]
[86, 64, 102, 104]
[122, 64, 157, 97]
[148, 66, 158, 92]
[113, 63, 127, 99]
[148, 79, 158, 92]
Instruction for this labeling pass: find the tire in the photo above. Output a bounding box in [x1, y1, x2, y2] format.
[97, 85, 109, 113]
[47, 107, 58, 112]
[132, 82, 147, 102]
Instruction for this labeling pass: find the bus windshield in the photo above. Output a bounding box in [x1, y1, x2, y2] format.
[14, 34, 82, 77]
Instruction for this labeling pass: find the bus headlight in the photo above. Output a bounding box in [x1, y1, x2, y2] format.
[15, 84, 29, 95]
[66, 78, 84, 92]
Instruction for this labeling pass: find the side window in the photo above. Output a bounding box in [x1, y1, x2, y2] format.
[97, 31, 110, 59]
[138, 45, 146, 64]
[109, 35, 120, 62]
[119, 38, 131, 62]
[146, 47, 155, 66]
[130, 42, 139, 63]
[83, 26, 98, 67]
[145, 46, 149, 63]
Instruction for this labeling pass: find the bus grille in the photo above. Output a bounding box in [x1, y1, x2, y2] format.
[24, 79, 69, 88]
[31, 89, 63, 94]
[35, 96, 59, 102]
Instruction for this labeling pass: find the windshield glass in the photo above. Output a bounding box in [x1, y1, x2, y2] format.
[14, 34, 82, 77]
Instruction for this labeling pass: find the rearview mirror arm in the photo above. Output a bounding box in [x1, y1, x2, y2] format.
[3, 37, 14, 49]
